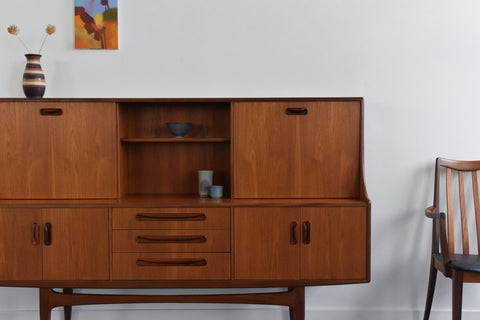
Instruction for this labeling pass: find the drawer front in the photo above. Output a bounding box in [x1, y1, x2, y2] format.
[112, 253, 230, 280]
[113, 229, 230, 253]
[112, 208, 230, 230]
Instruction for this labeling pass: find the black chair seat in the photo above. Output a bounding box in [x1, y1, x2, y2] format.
[434, 253, 480, 273]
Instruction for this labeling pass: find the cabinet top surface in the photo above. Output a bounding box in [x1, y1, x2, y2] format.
[0, 196, 370, 208]
[0, 97, 364, 103]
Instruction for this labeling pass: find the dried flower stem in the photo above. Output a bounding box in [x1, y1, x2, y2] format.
[7, 25, 31, 53]
[38, 24, 56, 54]
[15, 36, 32, 53]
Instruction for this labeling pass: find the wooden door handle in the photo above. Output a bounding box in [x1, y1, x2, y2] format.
[44, 223, 52, 246]
[303, 221, 311, 244]
[285, 108, 308, 115]
[135, 213, 206, 221]
[136, 235, 207, 244]
[136, 258, 207, 267]
[290, 221, 298, 245]
[31, 222, 40, 245]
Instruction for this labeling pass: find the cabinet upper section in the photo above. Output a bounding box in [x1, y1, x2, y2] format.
[233, 100, 362, 199]
[0, 101, 117, 199]
[0, 98, 367, 202]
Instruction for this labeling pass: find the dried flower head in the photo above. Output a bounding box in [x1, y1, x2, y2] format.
[45, 24, 56, 35]
[7, 25, 19, 36]
[7, 24, 56, 54]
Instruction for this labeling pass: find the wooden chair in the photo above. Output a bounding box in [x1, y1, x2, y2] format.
[424, 158, 480, 320]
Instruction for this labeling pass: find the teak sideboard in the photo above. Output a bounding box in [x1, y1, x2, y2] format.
[0, 98, 370, 320]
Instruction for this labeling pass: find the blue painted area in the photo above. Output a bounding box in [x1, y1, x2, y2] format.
[75, 0, 117, 16]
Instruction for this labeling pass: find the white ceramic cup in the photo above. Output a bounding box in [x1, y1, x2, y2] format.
[198, 170, 213, 197]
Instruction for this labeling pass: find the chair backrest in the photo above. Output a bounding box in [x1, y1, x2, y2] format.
[434, 158, 480, 255]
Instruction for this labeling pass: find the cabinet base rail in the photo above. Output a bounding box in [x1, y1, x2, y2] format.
[39, 286, 305, 320]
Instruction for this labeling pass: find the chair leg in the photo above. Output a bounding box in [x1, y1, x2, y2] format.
[63, 288, 73, 320]
[424, 258, 438, 320]
[39, 288, 52, 320]
[288, 287, 305, 320]
[452, 269, 463, 320]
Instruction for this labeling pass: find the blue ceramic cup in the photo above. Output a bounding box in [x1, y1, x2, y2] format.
[209, 185, 223, 198]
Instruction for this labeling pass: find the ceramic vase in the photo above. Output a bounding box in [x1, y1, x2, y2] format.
[23, 54, 46, 98]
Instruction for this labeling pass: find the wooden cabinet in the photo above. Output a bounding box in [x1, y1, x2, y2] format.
[0, 208, 42, 280]
[0, 98, 369, 320]
[233, 101, 361, 198]
[234, 206, 368, 281]
[234, 207, 300, 280]
[300, 207, 368, 280]
[42, 208, 109, 280]
[0, 207, 109, 281]
[0, 101, 117, 199]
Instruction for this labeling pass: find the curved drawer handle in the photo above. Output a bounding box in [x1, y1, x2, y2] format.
[285, 108, 308, 115]
[136, 258, 207, 267]
[136, 235, 207, 244]
[135, 213, 207, 221]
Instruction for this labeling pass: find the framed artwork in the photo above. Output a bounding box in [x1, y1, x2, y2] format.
[74, 0, 118, 49]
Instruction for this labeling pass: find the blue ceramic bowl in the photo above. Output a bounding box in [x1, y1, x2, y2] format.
[166, 122, 192, 138]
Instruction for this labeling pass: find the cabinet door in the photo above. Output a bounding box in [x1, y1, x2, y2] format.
[0, 208, 42, 280]
[0, 102, 117, 199]
[301, 207, 368, 280]
[42, 208, 109, 280]
[234, 207, 300, 280]
[233, 101, 361, 198]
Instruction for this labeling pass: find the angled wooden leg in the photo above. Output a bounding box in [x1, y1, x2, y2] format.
[423, 257, 438, 320]
[452, 269, 463, 320]
[63, 288, 73, 320]
[39, 288, 52, 320]
[288, 287, 305, 320]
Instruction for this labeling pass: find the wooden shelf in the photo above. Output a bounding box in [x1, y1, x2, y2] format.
[121, 138, 230, 143]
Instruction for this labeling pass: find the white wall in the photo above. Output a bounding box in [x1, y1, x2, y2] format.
[2, 0, 480, 319]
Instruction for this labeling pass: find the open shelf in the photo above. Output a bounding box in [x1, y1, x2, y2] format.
[118, 101, 231, 198]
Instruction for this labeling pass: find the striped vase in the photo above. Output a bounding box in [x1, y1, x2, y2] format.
[23, 54, 46, 98]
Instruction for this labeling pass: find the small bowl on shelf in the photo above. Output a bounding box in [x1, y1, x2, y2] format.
[166, 122, 192, 138]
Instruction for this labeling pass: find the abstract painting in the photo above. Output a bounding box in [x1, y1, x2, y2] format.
[75, 0, 118, 49]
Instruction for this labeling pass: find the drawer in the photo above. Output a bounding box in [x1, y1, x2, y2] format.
[112, 208, 230, 230]
[113, 229, 230, 253]
[112, 253, 230, 280]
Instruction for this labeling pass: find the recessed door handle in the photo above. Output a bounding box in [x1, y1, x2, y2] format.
[303, 221, 311, 245]
[40, 108, 63, 116]
[290, 221, 298, 245]
[285, 108, 308, 115]
[31, 222, 40, 245]
[44, 223, 52, 246]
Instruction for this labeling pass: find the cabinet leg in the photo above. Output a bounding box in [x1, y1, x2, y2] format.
[39, 288, 52, 320]
[288, 287, 305, 320]
[63, 288, 73, 320]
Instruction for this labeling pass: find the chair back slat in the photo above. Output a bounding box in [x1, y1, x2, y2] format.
[458, 171, 470, 254]
[473, 171, 480, 251]
[446, 168, 455, 253]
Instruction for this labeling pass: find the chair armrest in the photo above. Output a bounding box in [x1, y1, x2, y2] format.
[425, 206, 443, 219]
[425, 206, 451, 264]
